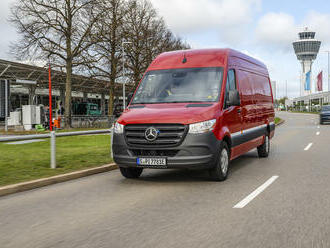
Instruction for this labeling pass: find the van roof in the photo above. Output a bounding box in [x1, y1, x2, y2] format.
[147, 48, 268, 74]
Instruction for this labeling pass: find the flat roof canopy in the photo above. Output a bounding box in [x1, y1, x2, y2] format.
[0, 59, 132, 95]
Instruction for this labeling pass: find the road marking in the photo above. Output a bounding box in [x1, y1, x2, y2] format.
[233, 176, 279, 209]
[316, 132, 320, 135]
[304, 143, 313, 151]
[317, 125, 320, 129]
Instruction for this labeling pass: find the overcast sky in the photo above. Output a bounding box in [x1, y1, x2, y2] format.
[1, 0, 330, 99]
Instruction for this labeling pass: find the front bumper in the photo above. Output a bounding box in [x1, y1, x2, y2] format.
[112, 131, 221, 169]
[320, 114, 330, 122]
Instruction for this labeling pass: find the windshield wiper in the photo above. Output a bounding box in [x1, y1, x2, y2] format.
[132, 101, 215, 104]
[131, 102, 163, 104]
[165, 101, 214, 103]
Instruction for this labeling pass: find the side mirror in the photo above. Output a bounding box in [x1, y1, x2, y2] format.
[227, 89, 240, 106]
[127, 93, 133, 105]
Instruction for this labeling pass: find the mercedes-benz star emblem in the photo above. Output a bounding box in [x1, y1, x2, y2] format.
[145, 127, 159, 142]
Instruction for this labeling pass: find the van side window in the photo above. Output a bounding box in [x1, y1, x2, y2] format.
[227, 70, 237, 91]
[224, 69, 237, 108]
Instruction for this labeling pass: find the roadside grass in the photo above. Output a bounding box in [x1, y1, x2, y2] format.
[275, 117, 282, 125]
[0, 135, 112, 187]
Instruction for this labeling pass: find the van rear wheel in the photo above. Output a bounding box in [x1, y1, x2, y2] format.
[209, 142, 229, 181]
[119, 167, 143, 179]
[257, 135, 270, 158]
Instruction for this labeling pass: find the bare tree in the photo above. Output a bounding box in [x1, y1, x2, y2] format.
[10, 0, 190, 120]
[10, 0, 103, 127]
[123, 0, 190, 88]
[122, 0, 156, 88]
[87, 0, 126, 116]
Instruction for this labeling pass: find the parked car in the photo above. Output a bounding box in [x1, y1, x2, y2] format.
[320, 105, 330, 124]
[112, 48, 275, 181]
[113, 103, 123, 118]
[72, 102, 101, 116]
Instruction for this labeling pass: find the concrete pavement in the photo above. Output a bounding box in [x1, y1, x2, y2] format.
[1, 112, 330, 248]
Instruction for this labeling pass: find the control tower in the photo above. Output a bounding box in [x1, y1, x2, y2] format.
[292, 27, 321, 96]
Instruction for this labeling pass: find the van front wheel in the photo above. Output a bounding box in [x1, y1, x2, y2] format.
[257, 135, 270, 158]
[119, 167, 143, 179]
[209, 142, 229, 181]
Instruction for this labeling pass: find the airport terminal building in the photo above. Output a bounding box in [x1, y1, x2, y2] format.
[0, 59, 130, 122]
[286, 91, 330, 111]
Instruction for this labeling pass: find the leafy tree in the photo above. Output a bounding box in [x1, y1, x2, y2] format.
[279, 97, 288, 105]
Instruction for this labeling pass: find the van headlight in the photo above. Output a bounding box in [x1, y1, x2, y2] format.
[114, 122, 124, 134]
[188, 119, 216, 134]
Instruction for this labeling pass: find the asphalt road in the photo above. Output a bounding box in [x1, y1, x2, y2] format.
[1, 112, 330, 248]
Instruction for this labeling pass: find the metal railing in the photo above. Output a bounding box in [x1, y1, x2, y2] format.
[0, 129, 113, 169]
[70, 115, 116, 128]
[0, 115, 116, 129]
[290, 106, 322, 113]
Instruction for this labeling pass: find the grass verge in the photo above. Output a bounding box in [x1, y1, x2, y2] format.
[0, 134, 112, 187]
[274, 117, 282, 125]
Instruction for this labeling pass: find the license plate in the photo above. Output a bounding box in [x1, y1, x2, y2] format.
[137, 157, 167, 167]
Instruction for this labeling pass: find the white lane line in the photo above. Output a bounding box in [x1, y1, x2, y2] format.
[316, 132, 320, 135]
[317, 125, 320, 129]
[304, 143, 313, 151]
[233, 176, 279, 209]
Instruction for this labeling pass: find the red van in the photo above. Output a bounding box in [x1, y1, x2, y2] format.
[113, 48, 275, 181]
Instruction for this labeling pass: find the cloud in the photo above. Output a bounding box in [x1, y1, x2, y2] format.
[150, 0, 261, 44]
[0, 0, 18, 59]
[255, 12, 297, 52]
[302, 11, 330, 46]
[255, 10, 330, 53]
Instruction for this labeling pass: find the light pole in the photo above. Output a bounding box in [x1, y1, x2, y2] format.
[121, 41, 132, 109]
[325, 51, 330, 92]
[285, 80, 288, 98]
[4, 79, 8, 132]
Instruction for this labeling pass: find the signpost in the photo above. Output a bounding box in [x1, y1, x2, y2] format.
[4, 79, 8, 132]
[48, 63, 53, 131]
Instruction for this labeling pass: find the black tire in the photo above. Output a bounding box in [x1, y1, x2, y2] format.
[119, 167, 143, 179]
[209, 142, 230, 181]
[257, 134, 270, 158]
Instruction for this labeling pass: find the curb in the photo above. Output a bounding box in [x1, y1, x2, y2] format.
[275, 119, 285, 127]
[0, 163, 117, 197]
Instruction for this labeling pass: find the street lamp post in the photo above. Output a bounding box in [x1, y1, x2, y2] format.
[4, 79, 8, 132]
[327, 51, 330, 92]
[286, 80, 288, 98]
[121, 41, 132, 109]
[324, 51, 330, 93]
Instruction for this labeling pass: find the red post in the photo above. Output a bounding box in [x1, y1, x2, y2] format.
[48, 63, 53, 131]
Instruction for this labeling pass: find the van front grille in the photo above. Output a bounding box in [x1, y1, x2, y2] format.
[124, 124, 188, 147]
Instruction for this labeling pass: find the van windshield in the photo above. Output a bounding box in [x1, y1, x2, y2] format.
[131, 67, 223, 104]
